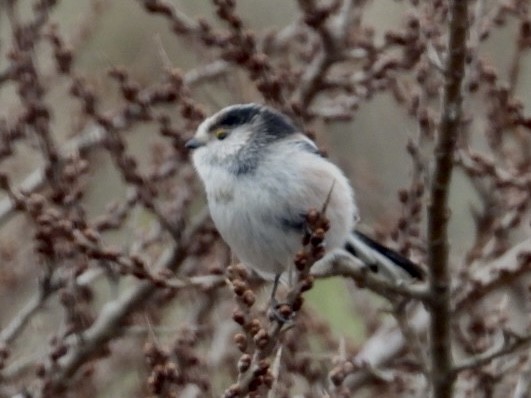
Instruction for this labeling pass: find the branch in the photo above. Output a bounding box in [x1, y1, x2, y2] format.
[38, 209, 209, 394]
[311, 251, 430, 302]
[513, 357, 531, 398]
[292, 0, 355, 109]
[427, 1, 469, 397]
[0, 63, 228, 226]
[0, 280, 55, 346]
[454, 238, 531, 312]
[337, 237, 531, 392]
[223, 208, 330, 397]
[342, 306, 429, 390]
[452, 331, 531, 375]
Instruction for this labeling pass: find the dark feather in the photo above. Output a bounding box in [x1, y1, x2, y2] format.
[259, 107, 298, 139]
[345, 231, 425, 280]
[280, 213, 306, 233]
[215, 104, 260, 128]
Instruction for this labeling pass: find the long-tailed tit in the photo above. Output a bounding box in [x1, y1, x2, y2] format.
[186, 104, 423, 283]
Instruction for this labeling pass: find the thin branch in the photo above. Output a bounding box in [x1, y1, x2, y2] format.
[0, 125, 104, 226]
[343, 306, 429, 390]
[512, 357, 531, 398]
[427, 1, 469, 397]
[0, 283, 54, 346]
[39, 209, 209, 393]
[292, 0, 355, 109]
[452, 332, 531, 375]
[454, 238, 531, 313]
[311, 251, 430, 302]
[0, 63, 229, 226]
[392, 300, 429, 375]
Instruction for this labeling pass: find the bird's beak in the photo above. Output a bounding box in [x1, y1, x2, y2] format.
[185, 138, 205, 150]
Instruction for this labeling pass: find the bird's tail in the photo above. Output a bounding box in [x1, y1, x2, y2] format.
[344, 231, 425, 281]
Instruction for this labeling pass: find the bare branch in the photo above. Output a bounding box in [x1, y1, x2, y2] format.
[427, 1, 470, 397]
[292, 0, 356, 109]
[452, 331, 531, 375]
[312, 251, 430, 302]
[40, 209, 209, 393]
[0, 280, 56, 346]
[0, 62, 228, 226]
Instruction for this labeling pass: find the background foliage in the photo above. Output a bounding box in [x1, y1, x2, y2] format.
[0, 1, 530, 397]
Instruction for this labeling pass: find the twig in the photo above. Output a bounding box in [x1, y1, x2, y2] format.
[0, 125, 104, 225]
[343, 306, 429, 390]
[452, 331, 531, 375]
[267, 347, 283, 398]
[0, 62, 228, 226]
[311, 251, 430, 302]
[426, 1, 469, 397]
[38, 209, 209, 393]
[0, 282, 55, 346]
[392, 300, 429, 375]
[454, 238, 531, 313]
[512, 357, 531, 398]
[292, 0, 355, 109]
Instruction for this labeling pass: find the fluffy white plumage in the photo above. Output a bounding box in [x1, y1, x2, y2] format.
[186, 104, 423, 282]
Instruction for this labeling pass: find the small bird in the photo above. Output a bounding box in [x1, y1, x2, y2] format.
[186, 103, 423, 283]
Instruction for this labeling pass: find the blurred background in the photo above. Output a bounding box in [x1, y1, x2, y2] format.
[0, 1, 530, 397]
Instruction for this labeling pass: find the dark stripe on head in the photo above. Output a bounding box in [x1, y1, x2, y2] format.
[221, 105, 300, 176]
[215, 104, 261, 129]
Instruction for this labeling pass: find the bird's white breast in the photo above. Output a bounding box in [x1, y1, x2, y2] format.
[192, 143, 358, 279]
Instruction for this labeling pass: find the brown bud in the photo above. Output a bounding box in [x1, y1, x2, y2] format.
[242, 289, 256, 307]
[277, 304, 292, 319]
[305, 208, 319, 225]
[398, 189, 408, 203]
[329, 366, 345, 386]
[292, 296, 304, 312]
[226, 265, 238, 281]
[238, 354, 252, 373]
[320, 218, 331, 231]
[310, 228, 325, 246]
[248, 376, 262, 392]
[262, 371, 274, 388]
[223, 384, 241, 398]
[311, 245, 326, 260]
[300, 275, 314, 292]
[227, 263, 248, 280]
[253, 328, 269, 349]
[232, 280, 247, 296]
[254, 359, 270, 376]
[232, 309, 246, 325]
[233, 333, 248, 352]
[247, 319, 261, 336]
[294, 252, 308, 270]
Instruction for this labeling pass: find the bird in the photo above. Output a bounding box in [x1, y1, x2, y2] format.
[185, 103, 424, 284]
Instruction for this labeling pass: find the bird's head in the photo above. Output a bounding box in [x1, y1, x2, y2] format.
[185, 103, 299, 174]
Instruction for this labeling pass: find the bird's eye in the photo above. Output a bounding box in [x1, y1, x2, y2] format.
[214, 128, 228, 140]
